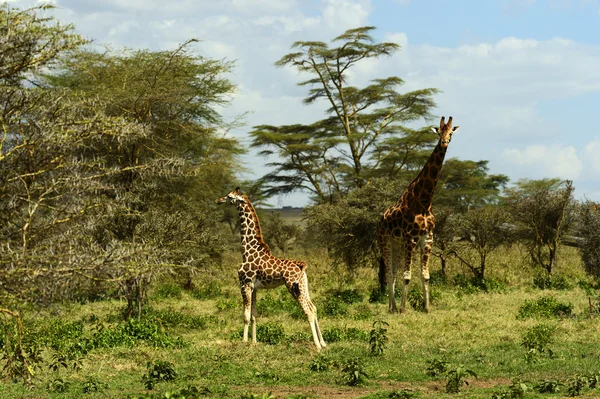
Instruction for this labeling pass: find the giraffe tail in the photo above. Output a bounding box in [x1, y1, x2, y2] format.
[378, 256, 387, 293]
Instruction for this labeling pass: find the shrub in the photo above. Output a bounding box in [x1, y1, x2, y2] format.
[92, 318, 185, 349]
[517, 295, 573, 319]
[150, 307, 207, 329]
[491, 379, 531, 399]
[579, 201, 600, 279]
[309, 354, 332, 372]
[534, 379, 563, 393]
[190, 281, 223, 299]
[142, 360, 177, 390]
[322, 297, 349, 317]
[231, 322, 286, 345]
[369, 320, 389, 356]
[216, 298, 238, 311]
[445, 365, 477, 394]
[340, 358, 369, 386]
[322, 327, 368, 343]
[425, 357, 449, 377]
[328, 288, 364, 304]
[152, 282, 183, 299]
[521, 323, 556, 363]
[533, 274, 572, 290]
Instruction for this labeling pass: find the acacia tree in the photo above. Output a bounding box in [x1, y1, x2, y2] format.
[46, 43, 242, 316]
[505, 179, 576, 275]
[579, 201, 600, 280]
[250, 26, 438, 203]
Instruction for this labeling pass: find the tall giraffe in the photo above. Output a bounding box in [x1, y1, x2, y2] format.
[377, 116, 459, 313]
[216, 188, 326, 350]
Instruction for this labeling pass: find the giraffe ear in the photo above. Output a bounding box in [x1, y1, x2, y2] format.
[431, 127, 439, 134]
[452, 126, 460, 132]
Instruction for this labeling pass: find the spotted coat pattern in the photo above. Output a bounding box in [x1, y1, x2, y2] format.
[377, 116, 459, 313]
[216, 188, 326, 350]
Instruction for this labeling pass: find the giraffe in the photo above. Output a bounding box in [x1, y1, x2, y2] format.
[377, 116, 459, 313]
[216, 187, 326, 350]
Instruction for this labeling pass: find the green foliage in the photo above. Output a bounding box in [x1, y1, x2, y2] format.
[49, 350, 83, 372]
[239, 392, 276, 399]
[505, 179, 576, 275]
[152, 283, 184, 299]
[340, 358, 369, 386]
[566, 375, 589, 397]
[352, 304, 375, 320]
[309, 354, 332, 372]
[82, 375, 108, 393]
[369, 320, 389, 356]
[216, 298, 239, 312]
[47, 377, 71, 393]
[328, 289, 364, 304]
[92, 318, 185, 349]
[517, 295, 573, 319]
[521, 324, 556, 363]
[190, 281, 223, 300]
[444, 364, 477, 394]
[149, 308, 208, 329]
[142, 360, 177, 390]
[579, 201, 600, 279]
[364, 390, 418, 399]
[491, 379, 530, 399]
[256, 292, 298, 317]
[425, 357, 449, 377]
[322, 327, 368, 343]
[453, 274, 507, 295]
[131, 385, 206, 399]
[322, 297, 349, 317]
[534, 379, 563, 393]
[261, 211, 301, 253]
[452, 206, 515, 280]
[252, 26, 438, 201]
[532, 273, 572, 290]
[231, 322, 286, 345]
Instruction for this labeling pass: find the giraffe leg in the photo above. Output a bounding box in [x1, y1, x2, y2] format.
[400, 241, 415, 313]
[420, 231, 434, 313]
[288, 274, 324, 351]
[381, 233, 397, 313]
[240, 283, 253, 343]
[251, 288, 258, 343]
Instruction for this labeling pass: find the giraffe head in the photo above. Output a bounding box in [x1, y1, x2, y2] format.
[215, 187, 246, 205]
[431, 116, 459, 148]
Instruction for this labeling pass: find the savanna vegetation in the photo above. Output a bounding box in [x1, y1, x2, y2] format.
[1, 5, 599, 399]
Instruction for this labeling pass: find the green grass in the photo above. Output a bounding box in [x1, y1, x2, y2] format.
[0, 245, 599, 398]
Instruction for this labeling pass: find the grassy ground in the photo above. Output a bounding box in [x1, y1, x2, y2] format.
[1, 246, 599, 399]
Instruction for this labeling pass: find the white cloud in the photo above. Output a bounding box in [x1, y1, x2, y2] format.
[503, 145, 583, 180]
[583, 140, 600, 175]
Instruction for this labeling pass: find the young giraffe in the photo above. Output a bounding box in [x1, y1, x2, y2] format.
[377, 116, 459, 313]
[216, 188, 326, 350]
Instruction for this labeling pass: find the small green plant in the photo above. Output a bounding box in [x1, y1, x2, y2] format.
[82, 375, 107, 393]
[517, 295, 573, 319]
[369, 320, 389, 356]
[521, 323, 556, 363]
[142, 360, 177, 390]
[239, 392, 276, 399]
[534, 379, 563, 393]
[216, 297, 238, 311]
[566, 375, 589, 397]
[425, 357, 449, 377]
[329, 288, 364, 304]
[152, 282, 183, 299]
[191, 281, 223, 299]
[533, 273, 572, 290]
[340, 358, 369, 386]
[47, 377, 70, 393]
[445, 364, 477, 394]
[322, 297, 349, 317]
[49, 350, 83, 372]
[309, 354, 332, 372]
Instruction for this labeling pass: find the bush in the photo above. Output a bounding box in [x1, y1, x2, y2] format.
[369, 320, 389, 356]
[340, 358, 369, 386]
[321, 327, 368, 343]
[517, 295, 573, 319]
[152, 282, 183, 299]
[231, 322, 286, 345]
[533, 274, 572, 290]
[142, 360, 177, 390]
[521, 323, 556, 363]
[328, 288, 364, 304]
[322, 297, 349, 317]
[92, 318, 185, 349]
[580, 201, 600, 279]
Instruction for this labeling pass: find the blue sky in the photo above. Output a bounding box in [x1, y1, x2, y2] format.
[6, 0, 600, 206]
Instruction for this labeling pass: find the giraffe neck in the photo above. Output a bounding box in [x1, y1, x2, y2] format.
[405, 140, 448, 210]
[237, 197, 271, 255]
